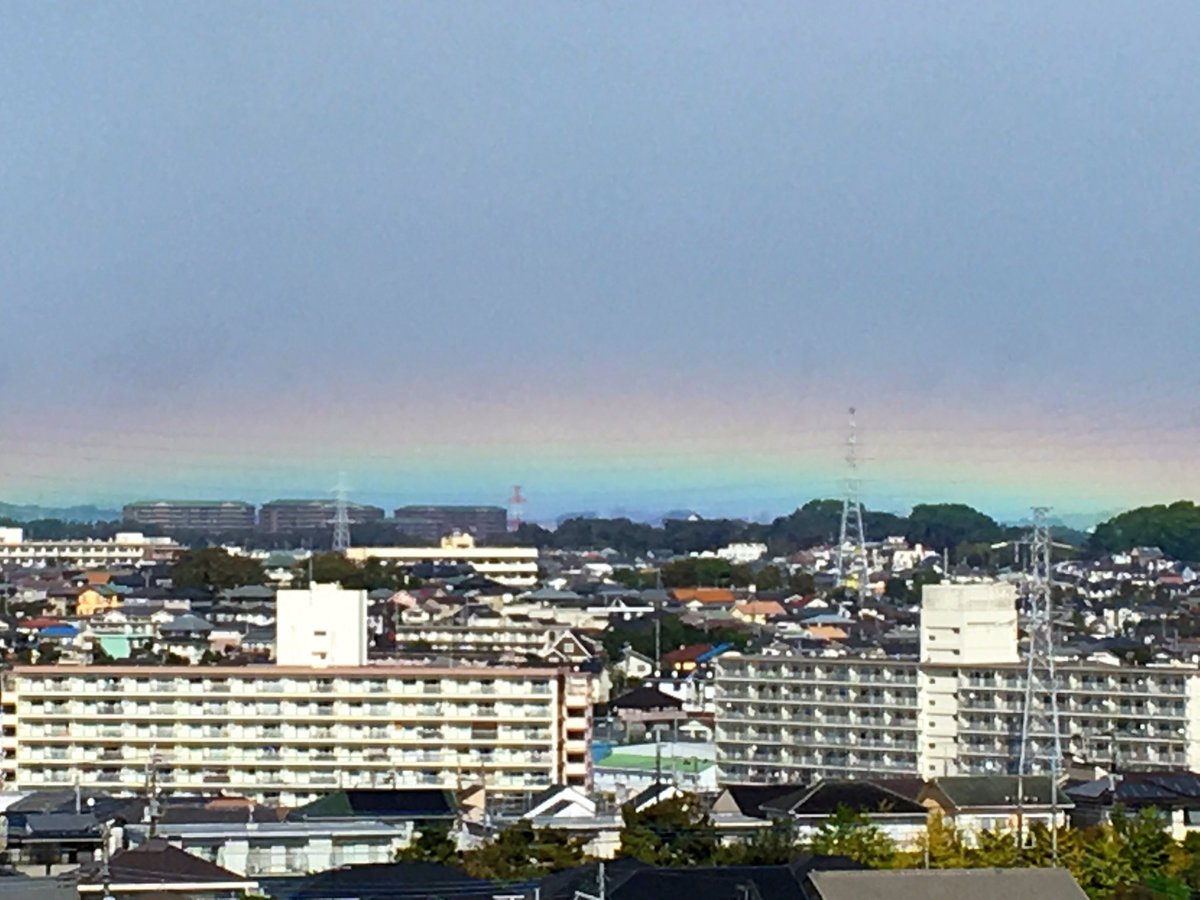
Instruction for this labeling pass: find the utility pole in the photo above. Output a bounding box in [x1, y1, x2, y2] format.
[332, 472, 351, 553]
[100, 820, 115, 900]
[145, 747, 163, 839]
[1015, 507, 1062, 863]
[654, 569, 663, 674]
[835, 407, 870, 604]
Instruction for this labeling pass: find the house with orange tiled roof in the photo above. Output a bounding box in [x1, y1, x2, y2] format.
[671, 587, 737, 611]
[731, 599, 786, 625]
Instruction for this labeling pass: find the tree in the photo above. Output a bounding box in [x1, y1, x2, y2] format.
[906, 504, 1003, 554]
[1112, 808, 1173, 888]
[1091, 502, 1200, 560]
[397, 821, 459, 866]
[753, 564, 784, 591]
[808, 805, 895, 868]
[914, 811, 967, 869]
[619, 794, 719, 866]
[720, 818, 801, 865]
[170, 548, 266, 591]
[462, 822, 586, 880]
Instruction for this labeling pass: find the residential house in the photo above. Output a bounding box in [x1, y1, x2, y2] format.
[74, 586, 122, 618]
[760, 780, 928, 848]
[919, 775, 1072, 838]
[1068, 771, 1200, 839]
[75, 839, 260, 898]
[731, 600, 786, 626]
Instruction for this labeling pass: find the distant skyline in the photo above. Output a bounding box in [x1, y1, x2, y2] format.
[3, 3, 1199, 522]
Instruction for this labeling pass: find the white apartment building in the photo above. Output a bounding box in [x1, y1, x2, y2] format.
[345, 533, 538, 587]
[0, 529, 181, 568]
[717, 582, 1200, 784]
[276, 584, 369, 667]
[0, 580, 593, 804]
[1, 664, 593, 805]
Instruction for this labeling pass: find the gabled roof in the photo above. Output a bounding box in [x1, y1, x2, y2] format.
[287, 788, 457, 821]
[661, 643, 713, 665]
[158, 613, 213, 634]
[712, 783, 804, 819]
[551, 856, 864, 900]
[762, 780, 926, 818]
[77, 839, 254, 887]
[806, 867, 1088, 900]
[1067, 771, 1200, 807]
[609, 685, 683, 711]
[671, 588, 736, 605]
[925, 775, 1071, 810]
[277, 861, 489, 899]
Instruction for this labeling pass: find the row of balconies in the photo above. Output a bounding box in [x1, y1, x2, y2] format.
[17, 677, 557, 697]
[19, 701, 556, 721]
[19, 724, 557, 744]
[719, 666, 919, 685]
[718, 708, 919, 730]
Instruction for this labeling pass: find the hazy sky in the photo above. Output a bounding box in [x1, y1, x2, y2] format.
[3, 2, 1199, 521]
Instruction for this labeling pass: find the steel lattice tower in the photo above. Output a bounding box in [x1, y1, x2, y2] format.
[835, 407, 871, 603]
[332, 472, 351, 553]
[1015, 506, 1063, 859]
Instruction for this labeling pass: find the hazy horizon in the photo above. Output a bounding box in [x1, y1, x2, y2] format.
[4, 3, 1199, 522]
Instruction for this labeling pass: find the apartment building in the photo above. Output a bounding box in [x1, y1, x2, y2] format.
[259, 500, 385, 533]
[393, 506, 508, 542]
[716, 583, 1200, 784]
[346, 533, 538, 588]
[1, 664, 593, 806]
[123, 500, 256, 531]
[0, 528, 181, 568]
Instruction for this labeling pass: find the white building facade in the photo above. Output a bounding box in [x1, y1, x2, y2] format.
[717, 582, 1200, 783]
[1, 664, 593, 805]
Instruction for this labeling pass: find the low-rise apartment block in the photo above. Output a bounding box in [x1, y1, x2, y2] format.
[0, 528, 181, 568]
[346, 533, 538, 588]
[717, 582, 1200, 783]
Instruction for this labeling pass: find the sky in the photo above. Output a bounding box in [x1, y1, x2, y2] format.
[2, 2, 1199, 523]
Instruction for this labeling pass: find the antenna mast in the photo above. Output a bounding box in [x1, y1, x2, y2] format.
[835, 407, 871, 603]
[332, 472, 351, 553]
[507, 485, 526, 532]
[1015, 506, 1062, 862]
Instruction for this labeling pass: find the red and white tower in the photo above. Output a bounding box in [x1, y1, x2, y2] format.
[507, 485, 526, 532]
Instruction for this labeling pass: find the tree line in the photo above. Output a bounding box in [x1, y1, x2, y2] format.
[516, 500, 1094, 560]
[400, 795, 1200, 899]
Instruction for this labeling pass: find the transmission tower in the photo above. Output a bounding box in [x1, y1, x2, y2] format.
[835, 407, 871, 603]
[508, 485, 526, 532]
[1015, 506, 1063, 860]
[332, 472, 351, 552]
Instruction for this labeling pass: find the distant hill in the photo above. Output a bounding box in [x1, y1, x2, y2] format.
[0, 502, 122, 523]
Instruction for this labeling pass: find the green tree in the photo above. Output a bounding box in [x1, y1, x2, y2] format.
[753, 564, 784, 591]
[787, 571, 816, 596]
[462, 822, 586, 880]
[1091, 502, 1200, 560]
[170, 548, 266, 591]
[720, 818, 801, 865]
[1112, 808, 1173, 888]
[906, 503, 1003, 554]
[808, 805, 895, 868]
[914, 811, 967, 868]
[397, 821, 459, 865]
[619, 794, 719, 866]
